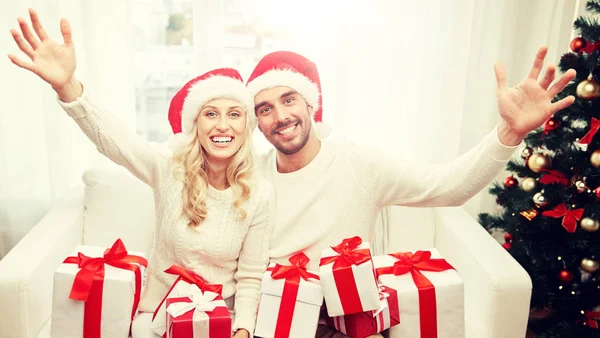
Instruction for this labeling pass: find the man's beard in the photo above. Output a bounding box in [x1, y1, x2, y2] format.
[270, 119, 311, 155]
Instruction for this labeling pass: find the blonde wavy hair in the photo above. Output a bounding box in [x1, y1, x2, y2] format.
[172, 112, 255, 228]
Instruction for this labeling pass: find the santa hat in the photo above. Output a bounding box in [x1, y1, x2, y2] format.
[167, 68, 255, 150]
[246, 51, 331, 138]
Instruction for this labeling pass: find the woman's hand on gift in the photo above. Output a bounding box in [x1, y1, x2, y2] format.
[8, 8, 82, 102]
[233, 329, 250, 338]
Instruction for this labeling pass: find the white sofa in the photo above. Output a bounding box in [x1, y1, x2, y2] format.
[0, 166, 532, 338]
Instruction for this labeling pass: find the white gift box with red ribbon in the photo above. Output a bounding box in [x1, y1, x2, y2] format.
[319, 237, 380, 317]
[255, 253, 323, 338]
[373, 248, 464, 338]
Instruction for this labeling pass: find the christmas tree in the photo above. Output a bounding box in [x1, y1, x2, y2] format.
[479, 2, 600, 337]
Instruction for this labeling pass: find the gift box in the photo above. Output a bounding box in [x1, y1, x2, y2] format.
[373, 249, 464, 338]
[151, 265, 224, 336]
[325, 285, 400, 338]
[254, 252, 323, 338]
[50, 239, 148, 338]
[319, 236, 380, 317]
[165, 288, 231, 338]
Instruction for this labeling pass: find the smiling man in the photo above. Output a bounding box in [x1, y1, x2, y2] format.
[246, 50, 575, 338]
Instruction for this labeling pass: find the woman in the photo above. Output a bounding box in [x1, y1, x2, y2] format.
[8, 9, 273, 338]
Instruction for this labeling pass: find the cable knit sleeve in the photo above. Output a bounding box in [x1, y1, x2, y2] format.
[57, 90, 169, 189]
[232, 179, 275, 337]
[349, 124, 519, 208]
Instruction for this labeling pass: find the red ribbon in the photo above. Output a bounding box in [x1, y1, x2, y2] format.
[268, 252, 319, 338]
[152, 265, 223, 322]
[539, 170, 569, 186]
[166, 296, 231, 337]
[375, 250, 455, 338]
[579, 117, 600, 145]
[584, 311, 600, 329]
[541, 203, 585, 233]
[320, 237, 373, 315]
[63, 239, 148, 338]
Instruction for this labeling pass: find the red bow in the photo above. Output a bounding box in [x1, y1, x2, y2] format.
[584, 311, 600, 329]
[268, 252, 319, 338]
[375, 250, 455, 338]
[541, 203, 585, 233]
[539, 170, 569, 186]
[375, 251, 454, 278]
[579, 117, 600, 145]
[152, 265, 223, 322]
[270, 252, 319, 282]
[63, 239, 148, 338]
[319, 236, 371, 269]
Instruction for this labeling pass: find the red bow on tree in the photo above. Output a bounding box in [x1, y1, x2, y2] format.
[579, 117, 600, 145]
[583, 311, 600, 329]
[541, 203, 585, 233]
[539, 170, 569, 186]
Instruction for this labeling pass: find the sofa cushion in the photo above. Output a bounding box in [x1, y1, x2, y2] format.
[82, 166, 155, 256]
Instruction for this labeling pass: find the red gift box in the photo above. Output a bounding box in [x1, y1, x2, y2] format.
[166, 290, 231, 338]
[325, 285, 400, 338]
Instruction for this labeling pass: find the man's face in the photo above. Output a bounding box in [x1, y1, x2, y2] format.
[254, 86, 312, 155]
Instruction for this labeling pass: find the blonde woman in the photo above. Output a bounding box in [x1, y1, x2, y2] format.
[8, 9, 274, 338]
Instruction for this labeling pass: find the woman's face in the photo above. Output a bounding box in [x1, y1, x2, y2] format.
[195, 98, 247, 165]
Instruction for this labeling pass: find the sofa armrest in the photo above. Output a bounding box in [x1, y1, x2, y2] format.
[0, 185, 85, 338]
[433, 206, 532, 338]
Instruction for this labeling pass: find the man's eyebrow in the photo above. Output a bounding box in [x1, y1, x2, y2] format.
[255, 90, 300, 111]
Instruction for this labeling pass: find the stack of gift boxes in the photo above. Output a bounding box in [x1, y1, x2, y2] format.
[254, 236, 465, 338]
[49, 236, 464, 338]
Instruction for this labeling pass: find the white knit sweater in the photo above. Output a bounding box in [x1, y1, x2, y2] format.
[59, 92, 275, 334]
[260, 126, 518, 271]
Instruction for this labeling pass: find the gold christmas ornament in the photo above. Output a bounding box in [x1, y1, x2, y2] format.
[576, 77, 600, 100]
[528, 153, 552, 173]
[580, 258, 599, 273]
[591, 150, 600, 168]
[533, 192, 548, 207]
[576, 180, 587, 193]
[521, 177, 538, 192]
[580, 217, 600, 232]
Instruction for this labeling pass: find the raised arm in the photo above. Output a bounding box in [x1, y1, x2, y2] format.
[9, 9, 169, 188]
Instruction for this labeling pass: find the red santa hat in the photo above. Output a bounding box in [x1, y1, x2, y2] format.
[246, 51, 331, 138]
[167, 68, 255, 150]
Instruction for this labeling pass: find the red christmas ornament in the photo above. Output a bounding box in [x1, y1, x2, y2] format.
[595, 187, 600, 199]
[559, 269, 574, 284]
[504, 232, 513, 242]
[570, 37, 587, 53]
[502, 242, 512, 250]
[504, 176, 518, 188]
[543, 117, 559, 135]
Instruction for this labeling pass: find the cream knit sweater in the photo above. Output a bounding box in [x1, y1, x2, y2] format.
[59, 92, 274, 334]
[260, 126, 518, 271]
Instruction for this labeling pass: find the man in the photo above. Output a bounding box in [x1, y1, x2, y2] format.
[246, 50, 575, 337]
